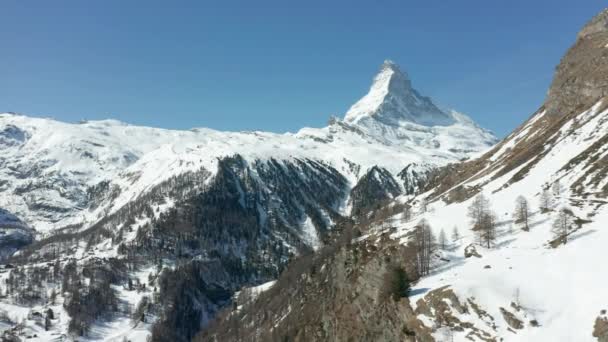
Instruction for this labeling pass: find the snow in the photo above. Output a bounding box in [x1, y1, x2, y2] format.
[0, 61, 498, 340]
[301, 217, 321, 250]
[384, 101, 608, 341]
[0, 64, 495, 233]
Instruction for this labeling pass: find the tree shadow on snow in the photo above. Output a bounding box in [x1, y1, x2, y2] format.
[409, 288, 431, 296]
[567, 229, 597, 243]
[494, 238, 517, 248]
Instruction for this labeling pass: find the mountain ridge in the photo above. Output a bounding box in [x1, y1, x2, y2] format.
[0, 61, 496, 232]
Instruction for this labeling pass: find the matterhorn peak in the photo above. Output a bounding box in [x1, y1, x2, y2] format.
[344, 60, 455, 127]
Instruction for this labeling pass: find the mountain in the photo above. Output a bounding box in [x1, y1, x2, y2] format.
[0, 62, 495, 341]
[345, 60, 454, 127]
[201, 8, 608, 342]
[0, 63, 495, 234]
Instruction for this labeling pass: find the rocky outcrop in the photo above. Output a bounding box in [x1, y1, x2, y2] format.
[415, 287, 497, 341]
[464, 243, 482, 258]
[398, 163, 435, 196]
[545, 8, 608, 117]
[500, 307, 524, 330]
[199, 232, 433, 342]
[0, 208, 33, 259]
[349, 166, 401, 216]
[594, 311, 608, 342]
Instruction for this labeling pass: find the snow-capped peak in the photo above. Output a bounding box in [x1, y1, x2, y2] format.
[344, 60, 455, 127]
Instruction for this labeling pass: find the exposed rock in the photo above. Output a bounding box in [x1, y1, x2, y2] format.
[0, 208, 33, 259]
[500, 307, 524, 330]
[464, 244, 482, 258]
[349, 166, 401, 216]
[545, 9, 608, 117]
[397, 163, 435, 196]
[200, 232, 434, 342]
[594, 311, 608, 342]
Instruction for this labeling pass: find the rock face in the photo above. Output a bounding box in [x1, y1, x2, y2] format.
[199, 232, 433, 342]
[397, 163, 435, 195]
[464, 243, 481, 258]
[0, 208, 33, 259]
[349, 166, 402, 216]
[345, 60, 455, 127]
[594, 311, 608, 342]
[500, 307, 524, 330]
[545, 8, 608, 117]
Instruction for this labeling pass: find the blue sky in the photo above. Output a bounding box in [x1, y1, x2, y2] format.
[0, 1, 605, 137]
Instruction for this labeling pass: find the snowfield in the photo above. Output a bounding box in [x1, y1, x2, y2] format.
[382, 101, 608, 341]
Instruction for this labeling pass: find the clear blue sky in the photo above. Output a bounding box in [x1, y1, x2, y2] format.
[1, 1, 605, 137]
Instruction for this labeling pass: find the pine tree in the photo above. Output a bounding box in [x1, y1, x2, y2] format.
[383, 266, 410, 302]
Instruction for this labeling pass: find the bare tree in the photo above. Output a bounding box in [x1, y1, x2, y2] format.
[552, 180, 563, 197]
[419, 198, 428, 214]
[552, 207, 572, 245]
[514, 195, 530, 231]
[539, 188, 553, 212]
[438, 229, 447, 250]
[413, 219, 436, 276]
[468, 193, 490, 230]
[403, 204, 412, 221]
[476, 211, 497, 248]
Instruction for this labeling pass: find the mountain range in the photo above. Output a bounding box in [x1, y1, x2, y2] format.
[0, 7, 607, 342]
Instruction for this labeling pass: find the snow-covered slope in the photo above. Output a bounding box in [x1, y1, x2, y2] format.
[378, 11, 608, 341]
[0, 60, 496, 341]
[201, 8, 608, 342]
[0, 61, 495, 233]
[398, 99, 608, 341]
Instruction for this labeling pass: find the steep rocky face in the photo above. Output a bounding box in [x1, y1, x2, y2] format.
[423, 8, 608, 203]
[349, 166, 402, 216]
[397, 163, 435, 196]
[545, 9, 608, 117]
[345, 60, 454, 127]
[0, 208, 33, 259]
[199, 230, 433, 342]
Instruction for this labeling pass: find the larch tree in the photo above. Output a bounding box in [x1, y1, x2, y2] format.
[468, 193, 490, 231]
[552, 180, 563, 197]
[403, 204, 412, 221]
[477, 211, 497, 248]
[438, 229, 447, 250]
[413, 219, 436, 277]
[419, 198, 428, 214]
[539, 188, 553, 212]
[552, 207, 572, 245]
[451, 226, 460, 242]
[514, 195, 530, 231]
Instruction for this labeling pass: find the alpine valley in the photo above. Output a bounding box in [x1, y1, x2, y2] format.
[1, 8, 607, 342]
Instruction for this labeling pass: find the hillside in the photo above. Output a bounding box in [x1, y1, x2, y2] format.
[201, 8, 608, 342]
[0, 61, 495, 341]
